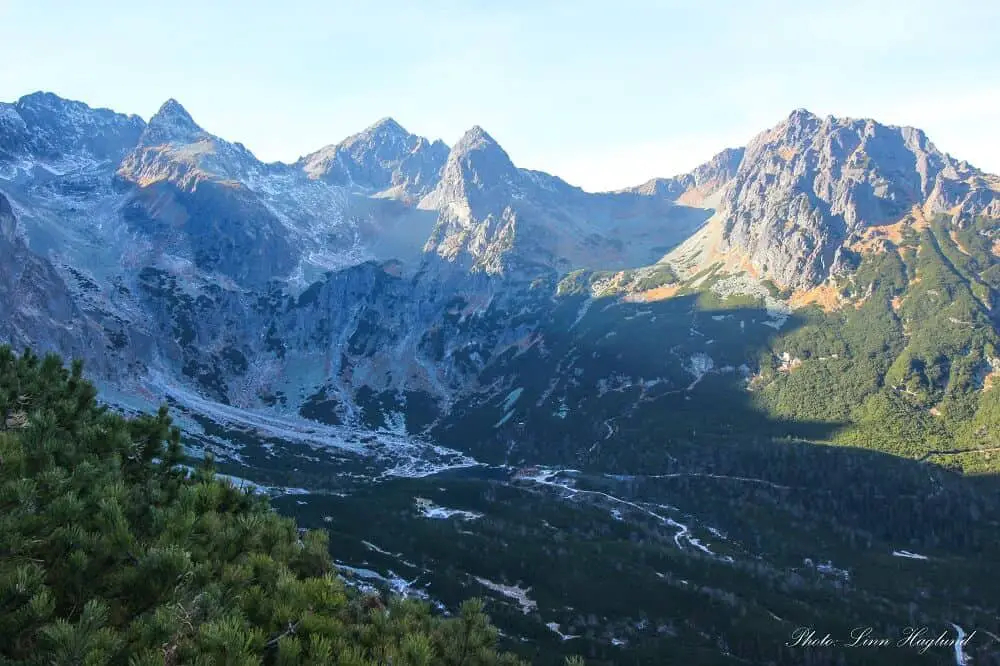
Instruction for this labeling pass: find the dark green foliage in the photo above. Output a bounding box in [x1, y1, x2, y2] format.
[631, 264, 678, 291]
[0, 347, 526, 666]
[760, 217, 1000, 468]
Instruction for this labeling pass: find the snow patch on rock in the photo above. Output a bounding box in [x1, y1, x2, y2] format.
[473, 576, 537, 614]
[414, 497, 483, 521]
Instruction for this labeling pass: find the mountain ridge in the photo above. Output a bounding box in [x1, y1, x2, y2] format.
[714, 107, 1000, 289]
[0, 90, 744, 193]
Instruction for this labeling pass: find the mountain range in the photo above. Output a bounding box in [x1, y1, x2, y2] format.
[4, 92, 998, 404]
[3, 91, 1000, 665]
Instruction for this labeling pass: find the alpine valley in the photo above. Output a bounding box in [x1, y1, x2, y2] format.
[2, 91, 1000, 665]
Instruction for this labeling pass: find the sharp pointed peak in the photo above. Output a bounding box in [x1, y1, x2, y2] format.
[366, 116, 407, 134]
[761, 108, 824, 141]
[332, 116, 413, 151]
[443, 125, 516, 181]
[780, 108, 823, 129]
[153, 98, 196, 123]
[463, 125, 494, 141]
[787, 107, 817, 119]
[453, 125, 503, 154]
[144, 98, 204, 142]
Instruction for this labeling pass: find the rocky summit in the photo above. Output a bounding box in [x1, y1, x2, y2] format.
[3, 91, 1000, 665]
[717, 109, 1000, 289]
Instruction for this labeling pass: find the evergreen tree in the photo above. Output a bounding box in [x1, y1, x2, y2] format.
[0, 347, 557, 666]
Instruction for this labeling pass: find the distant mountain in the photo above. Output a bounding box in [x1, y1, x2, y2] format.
[298, 117, 449, 199]
[419, 125, 710, 276]
[624, 146, 745, 207]
[0, 91, 144, 171]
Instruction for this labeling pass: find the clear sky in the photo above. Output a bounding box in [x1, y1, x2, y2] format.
[2, 0, 998, 191]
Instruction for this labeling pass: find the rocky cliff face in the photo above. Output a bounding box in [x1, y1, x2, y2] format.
[0, 193, 118, 376]
[298, 117, 449, 200]
[0, 92, 145, 170]
[716, 109, 1000, 289]
[119, 99, 263, 186]
[420, 126, 712, 277]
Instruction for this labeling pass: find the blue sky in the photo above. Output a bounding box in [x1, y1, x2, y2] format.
[2, 0, 998, 191]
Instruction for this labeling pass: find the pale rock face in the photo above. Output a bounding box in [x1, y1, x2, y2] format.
[298, 117, 449, 199]
[0, 193, 119, 377]
[118, 98, 265, 187]
[421, 125, 712, 277]
[717, 109, 1000, 289]
[0, 92, 145, 173]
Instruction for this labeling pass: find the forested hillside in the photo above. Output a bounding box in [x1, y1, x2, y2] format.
[0, 346, 541, 666]
[757, 215, 1000, 473]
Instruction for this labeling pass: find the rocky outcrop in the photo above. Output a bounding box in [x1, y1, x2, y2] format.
[0, 92, 145, 170]
[421, 126, 712, 277]
[718, 109, 1000, 289]
[0, 194, 118, 376]
[298, 117, 449, 200]
[118, 99, 270, 188]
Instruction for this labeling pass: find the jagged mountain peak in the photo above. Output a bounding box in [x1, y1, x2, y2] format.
[443, 125, 516, 185]
[763, 109, 943, 154]
[760, 107, 825, 145]
[16, 90, 74, 110]
[0, 91, 145, 166]
[364, 116, 407, 136]
[118, 98, 271, 191]
[14, 91, 139, 121]
[715, 108, 1000, 290]
[337, 116, 413, 151]
[320, 116, 429, 163]
[142, 98, 205, 144]
[744, 109, 971, 191]
[298, 117, 448, 197]
[7, 90, 142, 126]
[786, 107, 819, 122]
[156, 98, 192, 117]
[453, 125, 503, 154]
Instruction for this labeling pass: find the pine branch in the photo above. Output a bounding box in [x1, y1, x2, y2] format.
[264, 620, 301, 648]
